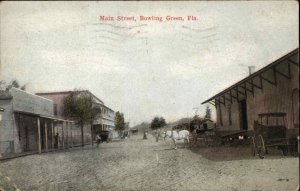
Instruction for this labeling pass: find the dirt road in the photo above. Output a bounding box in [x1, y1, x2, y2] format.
[0, 134, 298, 191]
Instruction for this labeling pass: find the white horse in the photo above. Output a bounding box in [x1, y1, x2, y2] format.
[162, 130, 190, 149]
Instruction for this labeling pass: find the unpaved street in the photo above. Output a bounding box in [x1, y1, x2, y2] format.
[0, 134, 298, 191]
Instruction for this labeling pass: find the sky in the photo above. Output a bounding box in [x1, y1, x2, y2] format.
[0, 1, 298, 126]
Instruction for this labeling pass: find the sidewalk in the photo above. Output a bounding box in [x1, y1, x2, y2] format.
[0, 143, 94, 161]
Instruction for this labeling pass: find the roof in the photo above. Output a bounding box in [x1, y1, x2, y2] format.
[36, 90, 104, 104]
[37, 90, 115, 112]
[93, 102, 114, 112]
[0, 88, 53, 102]
[202, 118, 214, 123]
[202, 48, 299, 105]
[14, 110, 74, 122]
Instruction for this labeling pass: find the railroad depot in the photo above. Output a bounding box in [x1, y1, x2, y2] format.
[202, 48, 299, 133]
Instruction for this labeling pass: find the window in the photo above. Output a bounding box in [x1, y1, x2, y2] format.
[54, 104, 58, 116]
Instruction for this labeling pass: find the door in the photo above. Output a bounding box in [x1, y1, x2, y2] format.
[239, 99, 248, 130]
[292, 88, 299, 128]
[24, 126, 29, 151]
[41, 124, 45, 150]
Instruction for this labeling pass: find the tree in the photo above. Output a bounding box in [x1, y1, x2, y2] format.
[62, 91, 95, 146]
[115, 111, 125, 133]
[189, 115, 203, 132]
[0, 80, 26, 91]
[205, 105, 211, 119]
[150, 116, 166, 130]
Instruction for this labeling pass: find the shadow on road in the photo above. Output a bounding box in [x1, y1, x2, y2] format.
[153, 147, 189, 151]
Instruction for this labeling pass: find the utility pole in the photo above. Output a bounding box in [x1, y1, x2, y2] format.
[192, 107, 199, 116]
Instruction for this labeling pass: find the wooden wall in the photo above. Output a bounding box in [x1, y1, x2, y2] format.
[216, 56, 299, 131]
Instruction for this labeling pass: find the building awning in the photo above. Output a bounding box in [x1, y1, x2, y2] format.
[14, 110, 74, 122]
[201, 48, 299, 106]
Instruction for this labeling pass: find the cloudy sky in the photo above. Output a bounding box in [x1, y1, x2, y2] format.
[0, 1, 298, 126]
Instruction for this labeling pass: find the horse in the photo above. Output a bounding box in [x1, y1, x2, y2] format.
[162, 130, 190, 149]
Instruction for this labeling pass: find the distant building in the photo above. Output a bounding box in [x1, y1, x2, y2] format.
[202, 49, 299, 133]
[0, 88, 73, 157]
[36, 90, 115, 140]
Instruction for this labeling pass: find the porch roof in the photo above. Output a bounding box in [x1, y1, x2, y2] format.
[14, 110, 74, 122]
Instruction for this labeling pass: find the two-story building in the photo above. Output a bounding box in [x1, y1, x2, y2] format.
[36, 90, 115, 143]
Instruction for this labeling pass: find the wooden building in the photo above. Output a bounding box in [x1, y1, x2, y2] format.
[0, 88, 74, 158]
[202, 49, 299, 134]
[36, 90, 115, 144]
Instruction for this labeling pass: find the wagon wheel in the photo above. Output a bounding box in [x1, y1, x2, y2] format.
[257, 135, 266, 159]
[281, 146, 288, 156]
[250, 137, 256, 157]
[188, 135, 194, 148]
[289, 138, 299, 157]
[281, 140, 289, 156]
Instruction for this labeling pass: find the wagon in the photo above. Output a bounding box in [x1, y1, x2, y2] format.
[250, 112, 299, 159]
[188, 128, 221, 147]
[189, 128, 250, 148]
[99, 130, 111, 143]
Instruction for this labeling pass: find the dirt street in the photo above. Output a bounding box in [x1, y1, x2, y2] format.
[0, 134, 298, 191]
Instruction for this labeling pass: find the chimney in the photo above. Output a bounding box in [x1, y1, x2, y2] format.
[248, 66, 255, 75]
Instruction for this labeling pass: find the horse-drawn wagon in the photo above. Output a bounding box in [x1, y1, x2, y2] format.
[99, 130, 111, 143]
[189, 127, 216, 147]
[250, 112, 299, 159]
[188, 117, 250, 147]
[189, 128, 250, 148]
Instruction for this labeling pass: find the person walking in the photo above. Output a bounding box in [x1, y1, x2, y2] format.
[143, 131, 148, 140]
[96, 134, 101, 148]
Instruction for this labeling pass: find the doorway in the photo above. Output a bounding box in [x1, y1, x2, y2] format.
[239, 99, 248, 130]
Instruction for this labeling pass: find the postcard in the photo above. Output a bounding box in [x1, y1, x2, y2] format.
[0, 1, 299, 191]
